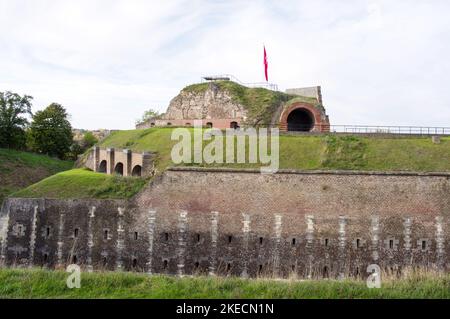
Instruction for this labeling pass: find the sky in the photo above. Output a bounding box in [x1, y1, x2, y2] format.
[1, 0, 450, 130]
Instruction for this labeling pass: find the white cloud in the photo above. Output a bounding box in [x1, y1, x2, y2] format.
[1, 0, 450, 129]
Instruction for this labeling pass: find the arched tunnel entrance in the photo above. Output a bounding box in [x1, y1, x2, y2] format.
[287, 108, 315, 132]
[98, 160, 107, 173]
[132, 165, 142, 177]
[114, 162, 124, 176]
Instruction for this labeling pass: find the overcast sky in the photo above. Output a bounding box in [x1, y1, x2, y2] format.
[1, 0, 450, 129]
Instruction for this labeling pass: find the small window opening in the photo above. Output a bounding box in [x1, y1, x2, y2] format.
[258, 264, 263, 274]
[226, 263, 231, 272]
[134, 232, 139, 240]
[46, 227, 50, 238]
[74, 228, 79, 238]
[324, 238, 329, 247]
[259, 237, 263, 245]
[104, 229, 109, 240]
[196, 234, 201, 242]
[72, 255, 78, 264]
[228, 235, 232, 243]
[164, 232, 169, 241]
[163, 260, 168, 269]
[323, 266, 329, 278]
[421, 240, 427, 250]
[356, 238, 361, 248]
[43, 253, 48, 263]
[389, 239, 394, 249]
[132, 258, 138, 268]
[292, 238, 296, 246]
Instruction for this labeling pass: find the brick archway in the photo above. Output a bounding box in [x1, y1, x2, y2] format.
[279, 102, 326, 132]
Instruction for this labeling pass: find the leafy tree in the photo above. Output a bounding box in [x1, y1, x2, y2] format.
[67, 142, 84, 161]
[81, 131, 98, 149]
[28, 103, 73, 159]
[136, 108, 162, 125]
[0, 91, 33, 149]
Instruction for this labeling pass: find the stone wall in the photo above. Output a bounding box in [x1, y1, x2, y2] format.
[163, 83, 246, 121]
[1, 168, 448, 277]
[90, 147, 155, 177]
[286, 86, 323, 104]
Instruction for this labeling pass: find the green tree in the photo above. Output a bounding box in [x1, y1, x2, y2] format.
[81, 131, 98, 149]
[28, 103, 73, 159]
[136, 108, 161, 125]
[0, 91, 33, 149]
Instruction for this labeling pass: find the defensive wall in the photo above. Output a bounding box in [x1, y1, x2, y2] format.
[0, 168, 448, 278]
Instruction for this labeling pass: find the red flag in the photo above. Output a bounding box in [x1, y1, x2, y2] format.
[263, 46, 268, 82]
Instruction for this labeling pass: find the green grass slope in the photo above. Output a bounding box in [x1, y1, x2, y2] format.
[0, 268, 448, 299]
[99, 128, 450, 172]
[12, 168, 146, 200]
[11, 129, 450, 200]
[0, 148, 73, 203]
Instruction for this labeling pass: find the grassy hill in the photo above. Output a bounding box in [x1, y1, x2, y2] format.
[0, 268, 448, 298]
[0, 148, 73, 204]
[99, 128, 450, 172]
[11, 128, 450, 200]
[12, 168, 147, 200]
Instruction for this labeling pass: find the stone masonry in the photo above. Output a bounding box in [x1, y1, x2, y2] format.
[88, 146, 155, 177]
[0, 168, 448, 278]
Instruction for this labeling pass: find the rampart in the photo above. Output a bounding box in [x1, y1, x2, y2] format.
[0, 168, 448, 278]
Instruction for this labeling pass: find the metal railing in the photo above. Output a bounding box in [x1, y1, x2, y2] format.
[200, 74, 279, 91]
[282, 124, 450, 135]
[328, 125, 450, 135]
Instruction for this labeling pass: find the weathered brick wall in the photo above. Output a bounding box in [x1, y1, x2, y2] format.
[1, 168, 449, 278]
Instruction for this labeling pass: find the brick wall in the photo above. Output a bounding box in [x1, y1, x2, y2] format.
[1, 168, 448, 277]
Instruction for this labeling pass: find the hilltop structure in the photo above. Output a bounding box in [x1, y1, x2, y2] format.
[136, 79, 330, 132]
[1, 79, 449, 280]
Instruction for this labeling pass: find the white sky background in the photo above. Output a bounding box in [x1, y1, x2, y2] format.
[1, 0, 450, 130]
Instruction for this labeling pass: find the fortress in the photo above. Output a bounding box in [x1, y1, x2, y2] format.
[0, 168, 448, 277]
[0, 79, 449, 278]
[136, 77, 330, 132]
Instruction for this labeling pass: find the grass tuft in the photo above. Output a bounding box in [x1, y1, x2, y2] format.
[0, 268, 448, 299]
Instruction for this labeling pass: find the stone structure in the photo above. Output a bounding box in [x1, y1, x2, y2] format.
[72, 129, 112, 143]
[136, 81, 330, 132]
[286, 86, 323, 104]
[1, 168, 448, 278]
[88, 147, 155, 177]
[136, 82, 245, 130]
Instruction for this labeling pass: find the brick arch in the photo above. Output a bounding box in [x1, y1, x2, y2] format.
[279, 102, 326, 132]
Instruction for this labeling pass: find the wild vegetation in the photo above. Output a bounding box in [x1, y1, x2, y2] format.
[0, 268, 448, 299]
[0, 91, 33, 150]
[0, 90, 93, 161]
